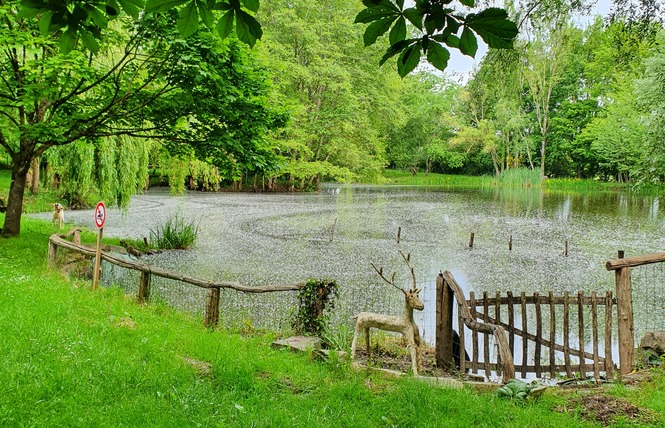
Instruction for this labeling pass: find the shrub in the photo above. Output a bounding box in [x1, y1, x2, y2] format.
[293, 279, 339, 336]
[149, 214, 199, 250]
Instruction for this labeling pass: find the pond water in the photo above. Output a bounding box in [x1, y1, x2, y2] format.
[52, 184, 665, 354]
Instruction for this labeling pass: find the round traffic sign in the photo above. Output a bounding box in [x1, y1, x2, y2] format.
[94, 201, 106, 229]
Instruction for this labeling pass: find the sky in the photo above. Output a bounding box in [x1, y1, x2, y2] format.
[443, 0, 613, 82]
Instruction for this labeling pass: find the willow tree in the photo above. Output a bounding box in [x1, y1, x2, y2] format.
[0, 3, 280, 236]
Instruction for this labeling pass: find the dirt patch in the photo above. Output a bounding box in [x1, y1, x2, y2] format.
[182, 356, 212, 376]
[353, 341, 476, 381]
[557, 394, 657, 426]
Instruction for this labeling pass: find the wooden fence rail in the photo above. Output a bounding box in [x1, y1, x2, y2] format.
[48, 234, 304, 327]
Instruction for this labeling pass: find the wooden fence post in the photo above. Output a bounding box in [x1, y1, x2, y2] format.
[48, 238, 58, 267]
[615, 250, 635, 376]
[137, 271, 151, 304]
[436, 272, 454, 368]
[205, 287, 221, 328]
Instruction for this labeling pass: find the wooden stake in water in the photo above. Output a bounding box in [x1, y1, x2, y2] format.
[93, 226, 103, 290]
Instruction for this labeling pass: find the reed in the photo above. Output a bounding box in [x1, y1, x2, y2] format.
[149, 214, 199, 250]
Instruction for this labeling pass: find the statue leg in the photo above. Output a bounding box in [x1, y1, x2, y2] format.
[351, 321, 362, 359]
[407, 336, 420, 376]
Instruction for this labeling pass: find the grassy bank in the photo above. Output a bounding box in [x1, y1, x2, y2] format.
[379, 169, 659, 195]
[1, 184, 665, 426]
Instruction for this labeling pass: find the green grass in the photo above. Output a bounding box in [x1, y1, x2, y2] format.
[2, 176, 665, 427]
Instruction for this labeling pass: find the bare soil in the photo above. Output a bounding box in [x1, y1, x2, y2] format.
[556, 394, 657, 426]
[353, 342, 478, 381]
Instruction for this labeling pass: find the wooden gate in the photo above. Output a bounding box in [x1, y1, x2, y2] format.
[436, 271, 618, 380]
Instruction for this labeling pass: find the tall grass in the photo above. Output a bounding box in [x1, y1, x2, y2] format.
[149, 214, 199, 249]
[498, 168, 542, 187]
[382, 169, 495, 187]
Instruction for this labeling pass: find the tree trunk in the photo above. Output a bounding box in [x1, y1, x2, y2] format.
[29, 156, 40, 194]
[2, 162, 30, 236]
[540, 135, 547, 179]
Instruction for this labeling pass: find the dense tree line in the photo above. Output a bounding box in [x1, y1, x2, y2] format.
[402, 9, 665, 182]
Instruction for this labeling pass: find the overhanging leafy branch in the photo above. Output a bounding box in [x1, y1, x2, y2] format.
[355, 0, 518, 77]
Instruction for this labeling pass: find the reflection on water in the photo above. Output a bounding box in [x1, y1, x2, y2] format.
[56, 184, 665, 350]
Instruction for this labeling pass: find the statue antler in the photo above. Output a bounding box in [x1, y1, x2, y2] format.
[398, 250, 418, 292]
[370, 262, 406, 294]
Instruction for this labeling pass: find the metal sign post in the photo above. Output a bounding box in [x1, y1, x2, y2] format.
[92, 201, 106, 290]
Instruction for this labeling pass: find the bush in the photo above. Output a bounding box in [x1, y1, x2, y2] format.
[293, 279, 339, 336]
[149, 214, 199, 250]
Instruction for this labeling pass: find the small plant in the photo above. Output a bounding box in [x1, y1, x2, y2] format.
[149, 214, 199, 250]
[321, 322, 353, 352]
[293, 278, 339, 336]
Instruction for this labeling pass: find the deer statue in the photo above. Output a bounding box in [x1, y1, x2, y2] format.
[351, 250, 425, 376]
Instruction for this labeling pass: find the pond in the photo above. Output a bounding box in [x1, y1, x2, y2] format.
[54, 184, 665, 351]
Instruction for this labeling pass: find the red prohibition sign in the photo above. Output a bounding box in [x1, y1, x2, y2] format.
[94, 201, 106, 229]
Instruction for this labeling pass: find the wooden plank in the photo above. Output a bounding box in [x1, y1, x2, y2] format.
[458, 309, 466, 373]
[606, 251, 665, 270]
[592, 291, 600, 380]
[605, 291, 614, 377]
[616, 265, 635, 376]
[483, 291, 491, 377]
[507, 291, 515, 356]
[521, 292, 528, 379]
[549, 291, 556, 378]
[435, 273, 445, 367]
[470, 291, 478, 375]
[564, 291, 572, 378]
[441, 273, 455, 368]
[534, 292, 542, 378]
[578, 291, 586, 377]
[495, 291, 502, 377]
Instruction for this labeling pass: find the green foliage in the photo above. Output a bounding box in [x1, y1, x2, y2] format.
[18, 0, 264, 52]
[321, 322, 353, 353]
[149, 214, 199, 249]
[355, 1, 517, 76]
[293, 279, 339, 336]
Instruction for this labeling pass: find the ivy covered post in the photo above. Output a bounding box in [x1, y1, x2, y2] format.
[293, 279, 339, 336]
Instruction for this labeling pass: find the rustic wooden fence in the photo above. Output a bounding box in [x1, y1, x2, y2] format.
[48, 233, 304, 327]
[436, 271, 618, 380]
[435, 250, 665, 379]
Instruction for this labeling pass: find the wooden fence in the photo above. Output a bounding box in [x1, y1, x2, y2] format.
[436, 271, 618, 380]
[48, 233, 304, 327]
[436, 250, 665, 379]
